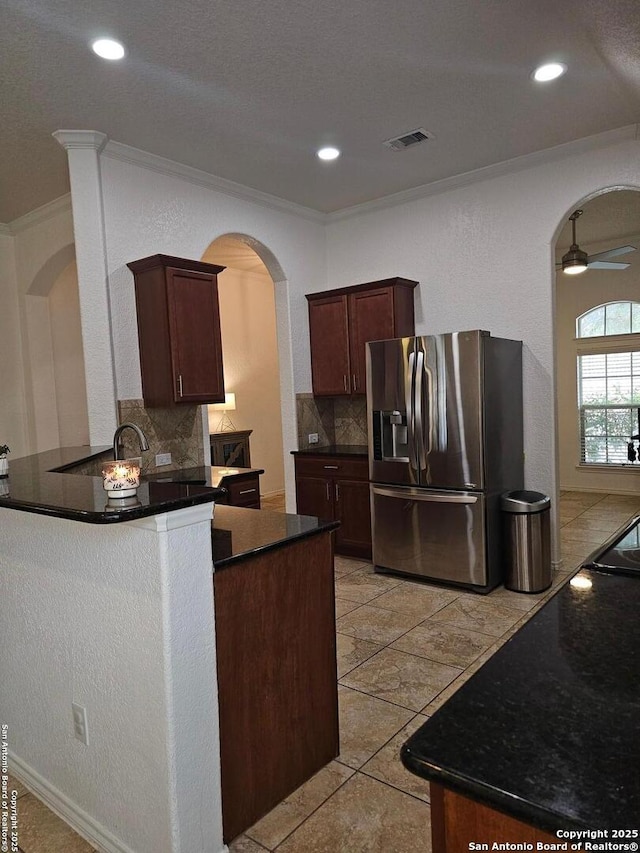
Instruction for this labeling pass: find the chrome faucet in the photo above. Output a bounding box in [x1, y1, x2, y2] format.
[113, 423, 150, 460]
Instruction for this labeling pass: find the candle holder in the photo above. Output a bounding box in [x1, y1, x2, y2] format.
[102, 460, 141, 498]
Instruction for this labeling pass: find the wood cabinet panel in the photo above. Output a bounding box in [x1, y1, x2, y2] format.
[334, 478, 372, 556]
[295, 475, 333, 521]
[294, 454, 371, 558]
[166, 268, 225, 403]
[214, 533, 339, 842]
[128, 254, 226, 407]
[430, 783, 562, 852]
[225, 475, 261, 509]
[348, 287, 396, 394]
[308, 294, 351, 395]
[306, 278, 417, 397]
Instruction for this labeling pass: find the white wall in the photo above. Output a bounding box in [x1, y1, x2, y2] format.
[1, 504, 224, 853]
[97, 147, 327, 503]
[556, 231, 640, 493]
[324, 137, 640, 552]
[207, 266, 285, 495]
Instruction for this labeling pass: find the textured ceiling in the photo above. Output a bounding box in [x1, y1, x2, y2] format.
[2, 0, 640, 222]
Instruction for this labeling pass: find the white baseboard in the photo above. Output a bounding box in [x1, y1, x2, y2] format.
[9, 752, 229, 853]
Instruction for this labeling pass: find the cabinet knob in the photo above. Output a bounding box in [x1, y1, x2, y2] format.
[239, 488, 257, 495]
[352, 374, 357, 392]
[326, 482, 331, 501]
[323, 465, 339, 469]
[335, 483, 340, 501]
[177, 375, 184, 398]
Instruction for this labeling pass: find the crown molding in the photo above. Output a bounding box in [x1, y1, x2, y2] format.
[102, 140, 326, 224]
[327, 124, 640, 223]
[8, 194, 72, 235]
[53, 130, 108, 152]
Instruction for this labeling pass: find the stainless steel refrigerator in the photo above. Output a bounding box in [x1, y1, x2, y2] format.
[367, 330, 523, 592]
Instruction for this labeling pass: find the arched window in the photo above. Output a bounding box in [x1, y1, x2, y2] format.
[576, 302, 640, 466]
[577, 301, 640, 338]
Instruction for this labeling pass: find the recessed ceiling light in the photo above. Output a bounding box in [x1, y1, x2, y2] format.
[532, 62, 566, 83]
[91, 38, 126, 60]
[317, 147, 340, 161]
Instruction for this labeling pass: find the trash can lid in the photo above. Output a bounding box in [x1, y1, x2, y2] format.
[500, 490, 551, 513]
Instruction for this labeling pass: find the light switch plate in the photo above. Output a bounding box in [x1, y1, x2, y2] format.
[155, 452, 172, 466]
[308, 433, 319, 444]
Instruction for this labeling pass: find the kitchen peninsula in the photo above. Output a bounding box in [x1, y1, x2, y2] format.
[0, 447, 339, 853]
[401, 565, 640, 847]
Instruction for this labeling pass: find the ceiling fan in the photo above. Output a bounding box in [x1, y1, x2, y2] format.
[558, 209, 636, 275]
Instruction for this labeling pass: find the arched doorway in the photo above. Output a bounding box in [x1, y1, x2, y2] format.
[553, 188, 640, 568]
[24, 244, 89, 451]
[201, 234, 289, 507]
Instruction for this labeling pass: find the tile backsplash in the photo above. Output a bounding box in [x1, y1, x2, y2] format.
[296, 393, 367, 449]
[117, 399, 205, 473]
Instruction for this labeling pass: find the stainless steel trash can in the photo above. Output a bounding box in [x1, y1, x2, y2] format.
[501, 490, 551, 593]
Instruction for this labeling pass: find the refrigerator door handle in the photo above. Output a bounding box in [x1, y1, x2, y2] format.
[414, 350, 428, 472]
[406, 351, 418, 471]
[372, 486, 478, 504]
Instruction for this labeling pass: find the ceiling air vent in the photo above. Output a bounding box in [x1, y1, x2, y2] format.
[383, 128, 434, 152]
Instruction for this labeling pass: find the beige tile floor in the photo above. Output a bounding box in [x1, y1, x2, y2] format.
[10, 490, 639, 853]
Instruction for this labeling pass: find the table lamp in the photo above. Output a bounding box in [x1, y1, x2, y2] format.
[211, 393, 237, 432]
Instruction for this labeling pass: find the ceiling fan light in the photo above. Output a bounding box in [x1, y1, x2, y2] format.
[562, 246, 588, 275]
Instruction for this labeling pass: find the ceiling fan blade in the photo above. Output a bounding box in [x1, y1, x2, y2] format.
[587, 261, 630, 270]
[589, 245, 636, 262]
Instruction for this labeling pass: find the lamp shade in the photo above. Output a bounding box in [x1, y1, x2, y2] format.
[210, 392, 236, 412]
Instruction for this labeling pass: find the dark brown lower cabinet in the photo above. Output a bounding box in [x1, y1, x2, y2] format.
[293, 454, 372, 559]
[430, 783, 562, 853]
[214, 532, 339, 843]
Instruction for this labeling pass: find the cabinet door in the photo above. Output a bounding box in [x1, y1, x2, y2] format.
[166, 268, 225, 403]
[295, 475, 333, 521]
[348, 287, 396, 395]
[308, 295, 351, 396]
[334, 478, 372, 559]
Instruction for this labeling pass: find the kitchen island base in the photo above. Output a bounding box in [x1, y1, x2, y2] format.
[214, 528, 339, 842]
[430, 784, 563, 852]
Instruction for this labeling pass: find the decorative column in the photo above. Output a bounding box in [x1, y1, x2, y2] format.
[52, 130, 118, 443]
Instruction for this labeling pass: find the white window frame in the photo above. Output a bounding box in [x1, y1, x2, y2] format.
[575, 331, 640, 469]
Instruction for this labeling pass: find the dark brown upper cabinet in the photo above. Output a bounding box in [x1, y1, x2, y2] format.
[306, 278, 417, 396]
[128, 254, 226, 407]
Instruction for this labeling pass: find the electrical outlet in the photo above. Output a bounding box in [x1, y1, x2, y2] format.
[155, 452, 172, 466]
[72, 703, 89, 746]
[308, 433, 319, 444]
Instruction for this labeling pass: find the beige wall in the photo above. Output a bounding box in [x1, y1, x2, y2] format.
[0, 234, 29, 458]
[555, 232, 640, 494]
[207, 267, 285, 495]
[49, 261, 90, 446]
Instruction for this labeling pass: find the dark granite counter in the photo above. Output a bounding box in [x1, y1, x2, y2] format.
[401, 568, 640, 832]
[0, 447, 223, 524]
[144, 464, 264, 490]
[212, 504, 339, 568]
[291, 445, 368, 457]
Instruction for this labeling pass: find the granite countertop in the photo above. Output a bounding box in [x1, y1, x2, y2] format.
[291, 445, 368, 457]
[212, 504, 339, 568]
[401, 567, 640, 832]
[144, 464, 264, 489]
[0, 447, 224, 524]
